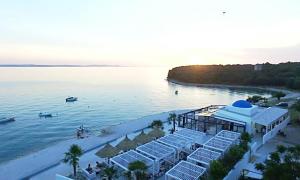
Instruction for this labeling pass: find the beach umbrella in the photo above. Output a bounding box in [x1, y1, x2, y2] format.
[148, 127, 165, 139]
[96, 143, 120, 158]
[116, 135, 137, 151]
[133, 130, 153, 145]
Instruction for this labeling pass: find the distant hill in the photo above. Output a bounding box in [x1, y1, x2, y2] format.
[167, 62, 300, 90]
[0, 64, 122, 67]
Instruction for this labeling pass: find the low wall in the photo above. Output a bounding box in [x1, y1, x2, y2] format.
[263, 117, 290, 144]
[223, 151, 250, 180]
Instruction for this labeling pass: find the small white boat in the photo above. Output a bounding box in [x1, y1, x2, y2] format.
[66, 97, 78, 102]
[0, 117, 15, 124]
[39, 113, 52, 118]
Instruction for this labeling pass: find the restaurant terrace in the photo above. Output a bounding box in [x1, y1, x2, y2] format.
[110, 150, 155, 175]
[203, 137, 233, 153]
[165, 161, 207, 180]
[136, 141, 176, 173]
[187, 147, 222, 166]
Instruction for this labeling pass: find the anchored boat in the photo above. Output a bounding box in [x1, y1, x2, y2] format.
[0, 117, 15, 124]
[66, 97, 78, 102]
[39, 113, 52, 118]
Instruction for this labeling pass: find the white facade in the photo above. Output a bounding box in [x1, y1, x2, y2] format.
[213, 100, 289, 144]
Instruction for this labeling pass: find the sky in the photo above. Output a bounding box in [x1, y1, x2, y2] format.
[0, 0, 300, 66]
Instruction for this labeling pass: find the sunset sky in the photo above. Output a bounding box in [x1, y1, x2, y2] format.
[0, 0, 300, 66]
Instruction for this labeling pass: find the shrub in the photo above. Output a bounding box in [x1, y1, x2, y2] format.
[240, 132, 251, 151]
[222, 145, 245, 169]
[246, 95, 264, 103]
[128, 161, 148, 180]
[208, 143, 248, 179]
[209, 160, 227, 180]
[256, 145, 300, 179]
[150, 120, 163, 128]
[291, 101, 300, 111]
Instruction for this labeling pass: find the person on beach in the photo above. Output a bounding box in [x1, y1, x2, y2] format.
[86, 164, 93, 173]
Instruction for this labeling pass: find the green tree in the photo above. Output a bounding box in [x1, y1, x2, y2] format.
[246, 95, 264, 103]
[255, 145, 300, 179]
[276, 145, 286, 154]
[103, 166, 118, 180]
[272, 91, 286, 101]
[150, 120, 163, 129]
[291, 101, 300, 111]
[167, 63, 300, 90]
[223, 145, 245, 169]
[168, 113, 177, 133]
[123, 171, 133, 180]
[128, 161, 148, 180]
[63, 144, 83, 177]
[240, 132, 251, 151]
[209, 160, 227, 180]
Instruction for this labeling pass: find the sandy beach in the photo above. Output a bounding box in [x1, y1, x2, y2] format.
[0, 109, 190, 180]
[1, 82, 299, 180]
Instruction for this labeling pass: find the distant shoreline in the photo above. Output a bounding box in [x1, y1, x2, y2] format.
[168, 79, 300, 99]
[0, 64, 124, 67]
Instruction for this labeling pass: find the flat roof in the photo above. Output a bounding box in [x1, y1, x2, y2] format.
[253, 107, 288, 126]
[216, 130, 241, 142]
[203, 137, 232, 152]
[136, 141, 175, 160]
[157, 134, 192, 150]
[175, 128, 206, 144]
[111, 150, 154, 171]
[166, 161, 206, 180]
[187, 147, 222, 165]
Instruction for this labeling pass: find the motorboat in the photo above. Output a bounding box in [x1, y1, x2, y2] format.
[0, 117, 15, 124]
[39, 113, 52, 118]
[66, 97, 78, 102]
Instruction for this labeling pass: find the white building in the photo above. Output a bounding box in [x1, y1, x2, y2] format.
[213, 100, 289, 144]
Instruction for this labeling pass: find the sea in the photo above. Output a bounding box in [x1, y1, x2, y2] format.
[0, 67, 270, 163]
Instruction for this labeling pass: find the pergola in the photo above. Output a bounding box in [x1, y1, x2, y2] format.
[175, 128, 206, 145]
[216, 130, 241, 143]
[165, 161, 206, 180]
[157, 134, 193, 153]
[187, 147, 221, 166]
[203, 137, 233, 153]
[110, 150, 155, 174]
[136, 141, 176, 173]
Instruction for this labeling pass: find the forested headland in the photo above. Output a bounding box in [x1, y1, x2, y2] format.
[167, 62, 300, 90]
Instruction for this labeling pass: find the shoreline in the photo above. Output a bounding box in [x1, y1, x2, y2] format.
[1, 81, 299, 179]
[0, 109, 190, 180]
[168, 79, 300, 99]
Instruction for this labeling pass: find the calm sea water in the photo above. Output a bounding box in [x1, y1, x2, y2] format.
[0, 67, 270, 163]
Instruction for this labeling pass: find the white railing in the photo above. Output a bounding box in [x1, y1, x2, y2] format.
[262, 117, 290, 144]
[250, 142, 259, 154]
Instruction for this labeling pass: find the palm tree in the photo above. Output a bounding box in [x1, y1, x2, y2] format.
[123, 171, 133, 180]
[128, 161, 148, 180]
[168, 113, 177, 133]
[103, 166, 118, 180]
[63, 144, 83, 177]
[272, 91, 286, 101]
